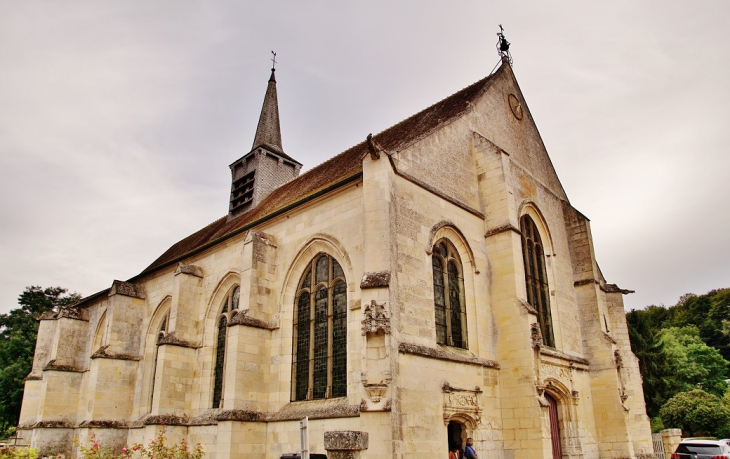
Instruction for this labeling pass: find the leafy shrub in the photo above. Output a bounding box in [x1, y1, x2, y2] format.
[0, 447, 38, 459]
[660, 389, 730, 436]
[77, 435, 118, 459]
[78, 428, 203, 459]
[650, 416, 664, 433]
[128, 429, 203, 459]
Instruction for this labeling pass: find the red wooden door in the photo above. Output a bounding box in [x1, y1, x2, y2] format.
[546, 393, 563, 459]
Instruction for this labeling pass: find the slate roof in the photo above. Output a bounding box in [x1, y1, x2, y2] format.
[142, 69, 499, 274]
[250, 69, 290, 160]
[72, 65, 503, 307]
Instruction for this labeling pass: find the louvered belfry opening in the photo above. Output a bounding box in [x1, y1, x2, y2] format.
[228, 67, 301, 220]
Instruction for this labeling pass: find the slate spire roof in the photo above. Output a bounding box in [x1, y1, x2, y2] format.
[251, 68, 284, 155]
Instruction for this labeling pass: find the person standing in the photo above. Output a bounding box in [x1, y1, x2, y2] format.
[464, 438, 478, 459]
[449, 447, 460, 459]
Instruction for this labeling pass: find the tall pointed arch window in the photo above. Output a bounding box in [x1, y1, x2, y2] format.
[212, 285, 240, 409]
[150, 313, 168, 410]
[292, 254, 347, 401]
[432, 239, 468, 349]
[521, 215, 555, 347]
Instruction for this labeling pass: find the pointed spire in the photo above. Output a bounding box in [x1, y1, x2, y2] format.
[251, 67, 284, 154]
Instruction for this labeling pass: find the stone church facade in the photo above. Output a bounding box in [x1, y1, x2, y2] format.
[18, 57, 653, 459]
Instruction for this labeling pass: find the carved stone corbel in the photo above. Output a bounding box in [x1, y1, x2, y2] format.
[362, 383, 388, 403]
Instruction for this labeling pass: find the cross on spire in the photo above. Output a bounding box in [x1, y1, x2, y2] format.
[271, 51, 277, 71]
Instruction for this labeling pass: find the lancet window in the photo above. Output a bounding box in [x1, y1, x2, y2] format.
[213, 285, 240, 409]
[150, 312, 168, 409]
[292, 254, 347, 401]
[520, 215, 555, 347]
[432, 239, 468, 349]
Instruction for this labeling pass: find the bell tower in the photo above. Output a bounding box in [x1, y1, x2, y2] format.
[228, 60, 301, 220]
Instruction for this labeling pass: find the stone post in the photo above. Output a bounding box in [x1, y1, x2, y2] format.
[324, 431, 369, 459]
[660, 428, 682, 459]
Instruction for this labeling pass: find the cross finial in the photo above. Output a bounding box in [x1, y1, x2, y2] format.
[271, 51, 277, 71]
[496, 25, 512, 64]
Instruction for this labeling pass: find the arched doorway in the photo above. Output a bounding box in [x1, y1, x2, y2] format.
[448, 420, 465, 457]
[546, 393, 563, 459]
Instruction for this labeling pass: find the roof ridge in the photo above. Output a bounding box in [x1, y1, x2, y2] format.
[292, 71, 498, 179]
[373, 73, 496, 149]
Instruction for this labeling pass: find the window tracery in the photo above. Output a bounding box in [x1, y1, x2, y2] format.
[432, 239, 468, 349]
[520, 215, 555, 347]
[292, 254, 347, 401]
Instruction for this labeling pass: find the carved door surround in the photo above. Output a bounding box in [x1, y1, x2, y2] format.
[534, 356, 586, 458]
[442, 382, 482, 428]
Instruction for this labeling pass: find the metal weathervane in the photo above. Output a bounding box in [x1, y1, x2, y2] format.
[271, 51, 277, 71]
[497, 25, 512, 64]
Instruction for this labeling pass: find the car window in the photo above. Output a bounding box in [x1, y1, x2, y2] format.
[676, 444, 722, 455]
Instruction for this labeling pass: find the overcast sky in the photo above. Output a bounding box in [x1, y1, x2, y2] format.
[0, 1, 728, 315]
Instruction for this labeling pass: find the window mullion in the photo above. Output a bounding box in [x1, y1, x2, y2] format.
[327, 283, 334, 398]
[308, 290, 315, 400]
[459, 274, 468, 349]
[443, 259, 453, 346]
[292, 300, 299, 401]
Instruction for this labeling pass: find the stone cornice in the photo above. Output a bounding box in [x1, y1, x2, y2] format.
[33, 420, 74, 429]
[360, 271, 391, 289]
[156, 332, 200, 349]
[24, 373, 43, 381]
[78, 420, 129, 428]
[228, 310, 277, 330]
[399, 342, 500, 369]
[43, 360, 86, 373]
[539, 347, 590, 366]
[484, 224, 521, 238]
[57, 306, 88, 321]
[109, 280, 144, 299]
[90, 346, 141, 361]
[174, 263, 204, 278]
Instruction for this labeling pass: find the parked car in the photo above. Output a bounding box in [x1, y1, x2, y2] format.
[672, 439, 730, 458]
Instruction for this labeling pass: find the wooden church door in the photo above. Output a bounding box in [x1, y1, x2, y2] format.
[546, 393, 563, 459]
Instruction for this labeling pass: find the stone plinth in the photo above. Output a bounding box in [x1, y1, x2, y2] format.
[324, 431, 369, 459]
[660, 429, 682, 459]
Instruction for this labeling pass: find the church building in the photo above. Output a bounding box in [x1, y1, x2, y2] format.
[18, 54, 653, 459]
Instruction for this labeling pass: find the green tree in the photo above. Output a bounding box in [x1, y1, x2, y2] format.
[660, 326, 729, 397]
[659, 389, 730, 437]
[626, 306, 674, 417]
[0, 286, 81, 436]
[666, 289, 730, 362]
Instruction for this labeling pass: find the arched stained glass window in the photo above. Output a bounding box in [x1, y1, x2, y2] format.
[212, 285, 240, 408]
[292, 254, 347, 401]
[521, 215, 555, 347]
[432, 239, 468, 349]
